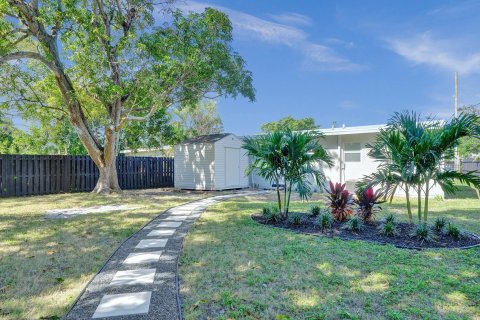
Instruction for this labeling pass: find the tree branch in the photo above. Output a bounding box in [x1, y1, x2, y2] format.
[0, 51, 57, 73]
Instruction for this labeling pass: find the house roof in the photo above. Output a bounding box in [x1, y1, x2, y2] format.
[178, 133, 233, 144]
[317, 124, 386, 136]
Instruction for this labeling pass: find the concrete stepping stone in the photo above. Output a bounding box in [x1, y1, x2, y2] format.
[136, 239, 168, 249]
[147, 229, 176, 237]
[92, 291, 151, 318]
[110, 269, 156, 286]
[156, 221, 182, 228]
[123, 251, 162, 265]
[162, 216, 189, 221]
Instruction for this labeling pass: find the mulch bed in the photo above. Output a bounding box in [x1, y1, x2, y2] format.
[252, 213, 480, 250]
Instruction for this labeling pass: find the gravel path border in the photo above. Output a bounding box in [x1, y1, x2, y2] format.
[64, 190, 267, 320]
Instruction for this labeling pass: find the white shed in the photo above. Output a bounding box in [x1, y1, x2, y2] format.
[174, 133, 249, 190]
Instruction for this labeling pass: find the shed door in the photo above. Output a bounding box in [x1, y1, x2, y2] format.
[225, 147, 240, 187]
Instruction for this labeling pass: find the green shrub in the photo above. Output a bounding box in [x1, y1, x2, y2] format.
[446, 223, 461, 240]
[345, 216, 364, 232]
[385, 213, 396, 224]
[433, 217, 447, 232]
[288, 213, 303, 226]
[262, 204, 280, 223]
[379, 221, 397, 237]
[414, 223, 431, 242]
[316, 212, 333, 232]
[309, 205, 322, 217]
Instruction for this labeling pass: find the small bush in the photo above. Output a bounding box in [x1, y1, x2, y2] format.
[345, 216, 364, 232]
[433, 217, 447, 232]
[289, 213, 303, 226]
[354, 186, 385, 222]
[379, 221, 396, 237]
[325, 181, 353, 221]
[309, 205, 322, 217]
[385, 213, 396, 224]
[414, 223, 431, 242]
[446, 223, 461, 240]
[262, 204, 280, 223]
[316, 212, 333, 232]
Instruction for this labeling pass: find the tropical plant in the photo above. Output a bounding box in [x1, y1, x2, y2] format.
[325, 181, 353, 221]
[262, 204, 280, 223]
[353, 187, 384, 222]
[309, 205, 322, 217]
[379, 221, 397, 237]
[288, 213, 303, 226]
[261, 116, 318, 133]
[385, 213, 396, 224]
[414, 224, 431, 242]
[433, 217, 447, 232]
[0, 3, 254, 193]
[361, 111, 480, 223]
[446, 223, 461, 240]
[345, 216, 363, 232]
[316, 212, 333, 232]
[244, 129, 332, 220]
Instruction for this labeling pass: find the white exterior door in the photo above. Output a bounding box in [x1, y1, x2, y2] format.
[225, 147, 240, 187]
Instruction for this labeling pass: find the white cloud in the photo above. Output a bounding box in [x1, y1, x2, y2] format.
[388, 33, 480, 75]
[176, 1, 362, 72]
[269, 12, 313, 26]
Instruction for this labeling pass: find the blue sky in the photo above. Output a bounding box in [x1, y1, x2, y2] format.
[178, 0, 480, 135]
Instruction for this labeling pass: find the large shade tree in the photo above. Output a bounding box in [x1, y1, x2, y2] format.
[0, 0, 254, 193]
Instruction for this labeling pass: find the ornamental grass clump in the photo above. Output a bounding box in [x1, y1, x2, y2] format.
[433, 217, 447, 232]
[309, 205, 322, 217]
[325, 181, 353, 221]
[289, 213, 303, 226]
[262, 204, 280, 223]
[345, 216, 364, 232]
[316, 212, 333, 232]
[446, 223, 461, 240]
[379, 221, 397, 237]
[414, 223, 431, 242]
[353, 187, 384, 222]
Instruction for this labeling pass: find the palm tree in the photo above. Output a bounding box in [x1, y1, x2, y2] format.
[243, 129, 332, 220]
[361, 111, 480, 223]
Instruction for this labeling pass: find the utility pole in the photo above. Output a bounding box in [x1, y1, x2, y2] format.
[454, 71, 461, 171]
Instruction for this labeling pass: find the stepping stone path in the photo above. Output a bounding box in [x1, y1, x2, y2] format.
[65, 191, 266, 319]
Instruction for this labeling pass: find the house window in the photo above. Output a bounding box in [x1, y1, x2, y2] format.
[344, 142, 361, 162]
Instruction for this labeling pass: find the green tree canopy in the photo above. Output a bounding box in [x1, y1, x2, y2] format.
[458, 105, 480, 158]
[0, 1, 255, 193]
[261, 116, 318, 133]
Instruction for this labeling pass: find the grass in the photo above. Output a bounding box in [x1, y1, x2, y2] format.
[180, 193, 480, 320]
[0, 189, 207, 319]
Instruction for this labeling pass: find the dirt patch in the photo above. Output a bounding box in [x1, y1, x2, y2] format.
[252, 213, 480, 250]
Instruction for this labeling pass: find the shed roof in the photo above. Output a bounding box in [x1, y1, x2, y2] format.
[178, 133, 233, 145]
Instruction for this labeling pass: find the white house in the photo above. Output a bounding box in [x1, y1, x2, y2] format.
[251, 124, 444, 198]
[174, 133, 249, 190]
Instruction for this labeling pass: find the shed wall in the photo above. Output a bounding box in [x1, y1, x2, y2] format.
[174, 143, 215, 190]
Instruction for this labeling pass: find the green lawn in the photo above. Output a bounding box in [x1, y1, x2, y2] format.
[180, 193, 480, 320]
[0, 189, 206, 320]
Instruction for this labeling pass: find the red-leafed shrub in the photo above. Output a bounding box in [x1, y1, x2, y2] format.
[325, 181, 353, 221]
[354, 187, 385, 222]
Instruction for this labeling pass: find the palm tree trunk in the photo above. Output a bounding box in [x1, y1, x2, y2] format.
[286, 181, 293, 215]
[423, 179, 430, 223]
[417, 184, 422, 223]
[283, 177, 288, 219]
[275, 177, 282, 214]
[405, 186, 413, 223]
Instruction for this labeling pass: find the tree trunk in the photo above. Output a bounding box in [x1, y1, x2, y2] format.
[275, 177, 282, 214]
[417, 185, 422, 223]
[92, 127, 121, 194]
[405, 186, 413, 223]
[423, 180, 430, 223]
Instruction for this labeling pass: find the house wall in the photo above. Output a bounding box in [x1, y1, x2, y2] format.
[214, 135, 249, 190]
[174, 143, 215, 190]
[247, 132, 445, 198]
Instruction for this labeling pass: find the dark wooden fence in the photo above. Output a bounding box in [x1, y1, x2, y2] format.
[0, 155, 174, 197]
